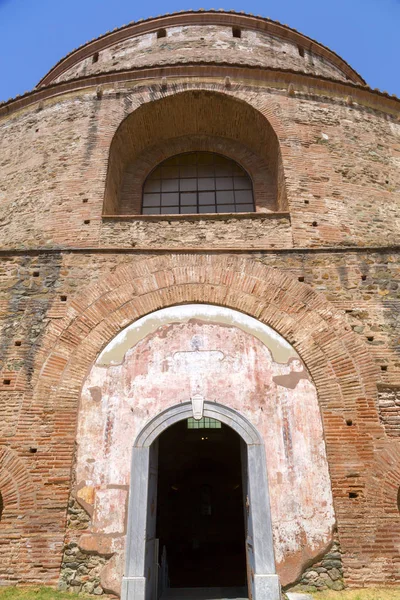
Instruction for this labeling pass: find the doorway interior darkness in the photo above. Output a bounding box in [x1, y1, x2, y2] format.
[157, 419, 247, 589]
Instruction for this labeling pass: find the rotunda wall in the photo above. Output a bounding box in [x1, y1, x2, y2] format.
[0, 9, 400, 595]
[0, 84, 398, 251]
[53, 25, 349, 85]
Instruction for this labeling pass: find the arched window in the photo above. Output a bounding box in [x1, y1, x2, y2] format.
[142, 152, 254, 215]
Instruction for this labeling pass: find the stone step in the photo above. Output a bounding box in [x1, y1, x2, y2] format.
[161, 587, 248, 599]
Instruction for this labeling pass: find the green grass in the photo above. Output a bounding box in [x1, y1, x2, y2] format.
[1, 586, 400, 600]
[0, 588, 87, 600]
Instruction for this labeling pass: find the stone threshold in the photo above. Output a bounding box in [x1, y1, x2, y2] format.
[161, 587, 247, 599]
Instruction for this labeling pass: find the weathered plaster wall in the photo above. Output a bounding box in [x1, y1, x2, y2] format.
[71, 306, 335, 593]
[52, 25, 349, 85]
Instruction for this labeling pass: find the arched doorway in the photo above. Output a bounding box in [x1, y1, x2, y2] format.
[70, 302, 336, 596]
[157, 418, 246, 591]
[121, 402, 280, 600]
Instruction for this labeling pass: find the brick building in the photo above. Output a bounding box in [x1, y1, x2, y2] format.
[0, 10, 399, 600]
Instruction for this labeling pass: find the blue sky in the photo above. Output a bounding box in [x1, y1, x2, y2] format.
[0, 0, 399, 102]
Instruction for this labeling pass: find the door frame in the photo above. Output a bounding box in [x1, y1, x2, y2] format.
[121, 401, 281, 600]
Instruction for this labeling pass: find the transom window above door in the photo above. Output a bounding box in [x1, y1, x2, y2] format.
[142, 151, 254, 215]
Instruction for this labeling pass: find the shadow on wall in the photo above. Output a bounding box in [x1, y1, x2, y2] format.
[102, 90, 287, 215]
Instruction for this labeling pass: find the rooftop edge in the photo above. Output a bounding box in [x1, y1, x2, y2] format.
[36, 10, 367, 88]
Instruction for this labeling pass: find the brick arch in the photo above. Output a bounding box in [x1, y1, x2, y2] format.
[367, 443, 400, 515]
[35, 254, 377, 429]
[0, 447, 36, 517]
[103, 86, 289, 214]
[352, 440, 400, 567]
[108, 83, 289, 158]
[31, 253, 387, 568]
[118, 134, 275, 215]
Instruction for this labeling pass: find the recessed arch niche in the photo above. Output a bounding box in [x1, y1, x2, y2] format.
[72, 304, 335, 596]
[103, 91, 288, 215]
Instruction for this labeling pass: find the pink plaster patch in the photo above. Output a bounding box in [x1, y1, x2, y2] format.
[92, 488, 127, 535]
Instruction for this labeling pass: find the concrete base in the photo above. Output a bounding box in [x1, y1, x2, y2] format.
[253, 574, 281, 600]
[121, 575, 146, 600]
[160, 579, 281, 599]
[122, 578, 281, 600]
[122, 576, 280, 600]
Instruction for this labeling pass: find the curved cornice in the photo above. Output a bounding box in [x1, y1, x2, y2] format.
[1, 64, 398, 121]
[36, 10, 366, 88]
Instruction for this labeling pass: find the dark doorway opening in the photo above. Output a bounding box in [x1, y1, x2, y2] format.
[156, 418, 247, 589]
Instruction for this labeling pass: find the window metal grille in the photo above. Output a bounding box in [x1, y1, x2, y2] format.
[187, 417, 222, 429]
[142, 152, 254, 215]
